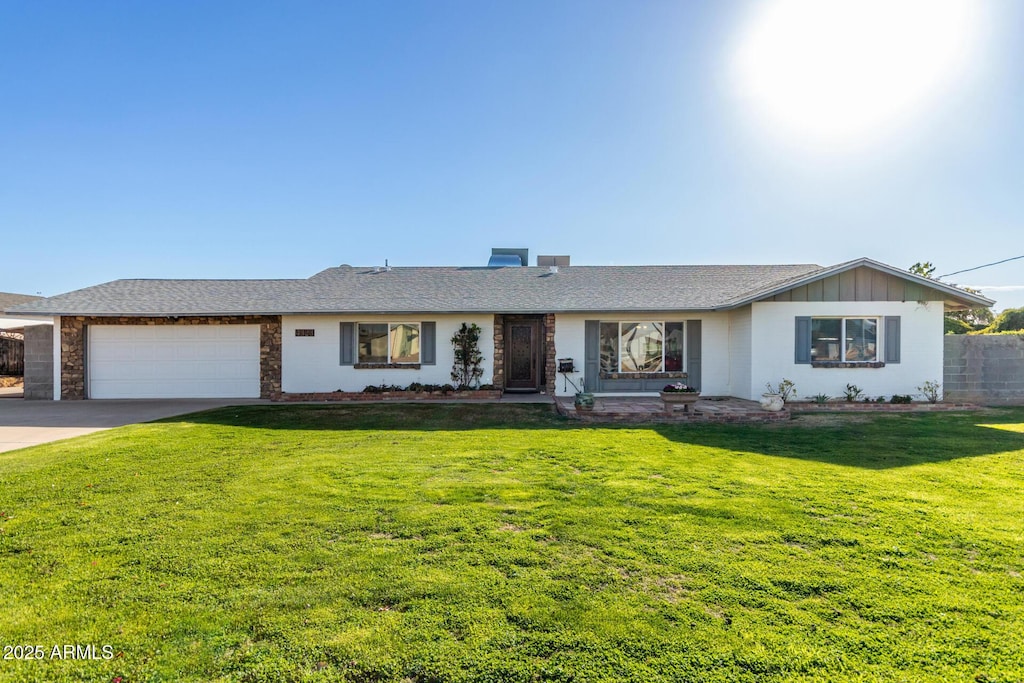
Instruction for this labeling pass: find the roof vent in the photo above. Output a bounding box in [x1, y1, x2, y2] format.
[537, 255, 570, 267]
[488, 248, 529, 267]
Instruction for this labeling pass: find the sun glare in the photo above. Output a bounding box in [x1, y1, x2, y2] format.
[730, 0, 983, 151]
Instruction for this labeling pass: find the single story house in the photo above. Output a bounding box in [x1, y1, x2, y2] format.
[5, 251, 992, 402]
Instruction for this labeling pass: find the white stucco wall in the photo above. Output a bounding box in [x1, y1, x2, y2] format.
[551, 314, 586, 396]
[700, 314, 731, 396]
[282, 314, 494, 393]
[749, 301, 944, 401]
[284, 303, 943, 399]
[552, 312, 732, 397]
[727, 307, 752, 400]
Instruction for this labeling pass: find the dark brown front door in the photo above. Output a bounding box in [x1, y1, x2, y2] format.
[504, 319, 541, 391]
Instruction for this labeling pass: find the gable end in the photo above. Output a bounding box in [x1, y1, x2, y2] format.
[764, 267, 945, 304]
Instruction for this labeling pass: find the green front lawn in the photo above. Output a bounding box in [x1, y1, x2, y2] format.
[1, 405, 1023, 682]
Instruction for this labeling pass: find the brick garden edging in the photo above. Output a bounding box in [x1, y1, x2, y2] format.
[277, 390, 503, 402]
[561, 410, 792, 424]
[787, 402, 977, 413]
[553, 398, 791, 424]
[552, 397, 981, 424]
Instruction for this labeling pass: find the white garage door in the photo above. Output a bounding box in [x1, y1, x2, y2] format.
[88, 325, 261, 399]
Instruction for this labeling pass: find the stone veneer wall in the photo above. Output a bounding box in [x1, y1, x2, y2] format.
[543, 312, 556, 396]
[60, 316, 282, 400]
[944, 334, 1024, 404]
[492, 314, 505, 391]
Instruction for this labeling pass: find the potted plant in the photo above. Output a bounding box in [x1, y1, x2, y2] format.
[660, 382, 700, 413]
[574, 380, 595, 412]
[574, 392, 595, 412]
[761, 379, 794, 412]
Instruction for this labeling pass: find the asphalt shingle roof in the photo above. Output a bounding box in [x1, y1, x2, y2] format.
[0, 292, 42, 311]
[8, 258, 991, 317]
[4, 264, 826, 316]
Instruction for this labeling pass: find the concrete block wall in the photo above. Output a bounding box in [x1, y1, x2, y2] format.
[23, 324, 54, 400]
[944, 334, 1024, 404]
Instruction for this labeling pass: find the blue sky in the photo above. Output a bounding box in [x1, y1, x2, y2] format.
[3, 1, 1022, 310]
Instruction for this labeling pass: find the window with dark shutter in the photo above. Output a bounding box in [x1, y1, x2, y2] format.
[421, 322, 436, 365]
[339, 322, 354, 365]
[884, 316, 901, 363]
[795, 317, 812, 364]
[799, 316, 890, 368]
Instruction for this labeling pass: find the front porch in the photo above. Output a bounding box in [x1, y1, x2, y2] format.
[554, 395, 790, 423]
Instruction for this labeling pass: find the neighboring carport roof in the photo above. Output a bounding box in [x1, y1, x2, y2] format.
[6, 264, 823, 316]
[0, 291, 41, 311]
[5, 278, 310, 317]
[0, 292, 44, 330]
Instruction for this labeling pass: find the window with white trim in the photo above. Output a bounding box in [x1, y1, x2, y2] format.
[811, 317, 878, 362]
[599, 321, 684, 373]
[357, 323, 420, 364]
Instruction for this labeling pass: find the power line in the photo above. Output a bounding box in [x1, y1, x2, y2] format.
[939, 254, 1024, 279]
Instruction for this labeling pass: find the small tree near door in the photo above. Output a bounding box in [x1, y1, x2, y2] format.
[451, 323, 484, 389]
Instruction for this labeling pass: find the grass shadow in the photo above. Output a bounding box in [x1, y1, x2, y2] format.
[651, 408, 1024, 469]
[166, 402, 570, 432]
[169, 403, 1024, 470]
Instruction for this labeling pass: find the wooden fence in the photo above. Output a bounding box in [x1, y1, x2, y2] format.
[0, 335, 25, 376]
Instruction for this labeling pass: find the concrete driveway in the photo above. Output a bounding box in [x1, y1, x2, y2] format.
[0, 398, 267, 453]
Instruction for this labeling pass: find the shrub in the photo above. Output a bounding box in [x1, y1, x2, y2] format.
[363, 384, 406, 393]
[944, 317, 974, 334]
[451, 323, 485, 389]
[918, 380, 941, 404]
[765, 379, 796, 402]
[976, 306, 1024, 334]
[843, 384, 864, 402]
[889, 394, 912, 404]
